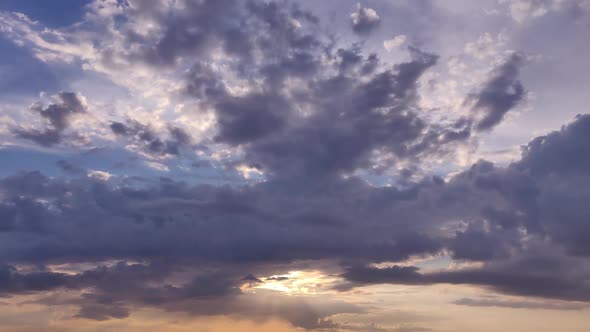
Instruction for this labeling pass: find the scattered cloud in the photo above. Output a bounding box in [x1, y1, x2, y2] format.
[384, 35, 407, 52]
[350, 4, 381, 35]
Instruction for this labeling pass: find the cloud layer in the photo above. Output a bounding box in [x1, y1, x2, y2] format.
[1, 0, 590, 331]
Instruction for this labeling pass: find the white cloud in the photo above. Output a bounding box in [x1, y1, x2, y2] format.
[383, 35, 407, 52]
[87, 170, 113, 181]
[499, 0, 549, 23]
[464, 32, 509, 60]
[350, 4, 381, 34]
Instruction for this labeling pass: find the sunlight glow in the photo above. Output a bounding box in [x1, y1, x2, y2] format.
[251, 271, 339, 295]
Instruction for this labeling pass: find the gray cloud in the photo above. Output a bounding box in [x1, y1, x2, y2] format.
[14, 92, 87, 146]
[336, 114, 590, 301]
[110, 120, 192, 156]
[75, 304, 130, 321]
[453, 297, 587, 310]
[7, 261, 361, 329]
[3, 113, 590, 308]
[1, 0, 590, 329]
[0, 265, 72, 295]
[164, 1, 468, 180]
[340, 253, 590, 302]
[469, 53, 526, 131]
[56, 159, 85, 174]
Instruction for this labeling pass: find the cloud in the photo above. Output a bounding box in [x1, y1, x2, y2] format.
[14, 91, 87, 146]
[110, 120, 192, 157]
[8, 261, 361, 329]
[339, 253, 590, 302]
[2, 113, 590, 312]
[350, 5, 381, 35]
[56, 159, 85, 174]
[2, 0, 470, 176]
[500, 0, 550, 23]
[463, 32, 508, 60]
[384, 35, 407, 51]
[335, 114, 590, 301]
[453, 297, 587, 310]
[0, 265, 72, 295]
[517, 114, 590, 176]
[1, 0, 590, 329]
[498, 0, 590, 23]
[468, 53, 526, 131]
[75, 304, 130, 321]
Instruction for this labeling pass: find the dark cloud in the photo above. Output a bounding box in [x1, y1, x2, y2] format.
[333, 114, 590, 301]
[517, 114, 590, 176]
[0, 171, 445, 264]
[56, 159, 85, 174]
[4, 113, 590, 307]
[213, 93, 290, 145]
[514, 114, 590, 255]
[223, 48, 460, 180]
[350, 5, 381, 35]
[99, 0, 469, 180]
[2, 0, 590, 328]
[75, 304, 130, 321]
[242, 274, 263, 283]
[340, 251, 590, 302]
[339, 265, 423, 288]
[110, 120, 192, 156]
[163, 0, 468, 181]
[5, 261, 360, 329]
[469, 53, 526, 131]
[449, 220, 519, 261]
[0, 265, 72, 295]
[132, 0, 246, 67]
[14, 92, 87, 147]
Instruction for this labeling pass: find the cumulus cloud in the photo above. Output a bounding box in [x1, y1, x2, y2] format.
[2, 114, 590, 308]
[335, 114, 590, 301]
[13, 92, 87, 146]
[0, 0, 590, 330]
[350, 5, 381, 35]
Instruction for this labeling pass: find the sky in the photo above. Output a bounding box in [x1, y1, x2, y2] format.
[0, 0, 590, 331]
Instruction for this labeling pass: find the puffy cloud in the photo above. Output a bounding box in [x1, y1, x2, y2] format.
[2, 0, 472, 175]
[1, 0, 590, 329]
[336, 114, 590, 301]
[2, 114, 590, 307]
[13, 92, 87, 146]
[517, 114, 590, 176]
[350, 5, 381, 35]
